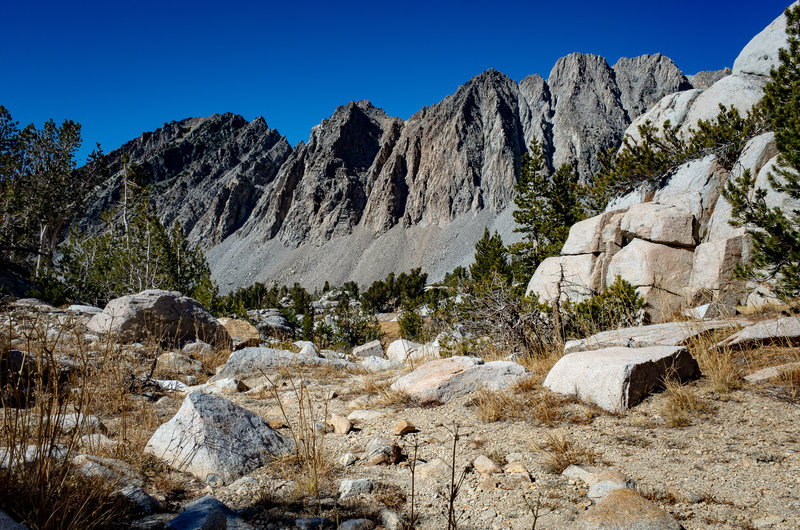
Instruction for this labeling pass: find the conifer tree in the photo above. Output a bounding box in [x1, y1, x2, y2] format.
[722, 4, 800, 300]
[509, 139, 585, 282]
[470, 227, 512, 284]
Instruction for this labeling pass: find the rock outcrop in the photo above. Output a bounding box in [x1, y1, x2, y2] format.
[526, 4, 800, 320]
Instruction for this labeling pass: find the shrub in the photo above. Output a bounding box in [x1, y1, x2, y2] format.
[564, 276, 644, 337]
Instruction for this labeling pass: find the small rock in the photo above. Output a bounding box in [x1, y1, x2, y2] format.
[338, 519, 375, 530]
[473, 455, 501, 475]
[182, 340, 213, 356]
[752, 515, 785, 529]
[156, 351, 203, 376]
[361, 356, 402, 372]
[327, 414, 353, 435]
[587, 470, 636, 500]
[364, 437, 402, 465]
[294, 517, 333, 529]
[165, 496, 252, 530]
[392, 420, 415, 436]
[54, 413, 106, 435]
[352, 340, 384, 359]
[339, 453, 358, 467]
[416, 458, 450, 480]
[504, 462, 528, 474]
[347, 410, 384, 423]
[339, 478, 375, 499]
[118, 485, 161, 514]
[379, 509, 404, 530]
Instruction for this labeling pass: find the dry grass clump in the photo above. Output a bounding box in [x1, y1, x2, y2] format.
[351, 374, 414, 409]
[264, 374, 334, 509]
[776, 362, 800, 400]
[0, 310, 153, 529]
[535, 430, 597, 474]
[660, 378, 710, 427]
[686, 332, 743, 396]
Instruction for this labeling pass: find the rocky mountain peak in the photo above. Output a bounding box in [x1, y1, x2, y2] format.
[612, 53, 692, 120]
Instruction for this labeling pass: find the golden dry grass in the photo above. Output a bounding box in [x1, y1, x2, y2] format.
[535, 430, 597, 474]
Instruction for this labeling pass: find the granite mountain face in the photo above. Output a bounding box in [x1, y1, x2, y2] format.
[85, 52, 713, 290]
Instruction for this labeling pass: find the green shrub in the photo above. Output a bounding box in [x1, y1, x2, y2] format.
[398, 307, 424, 343]
[564, 276, 644, 337]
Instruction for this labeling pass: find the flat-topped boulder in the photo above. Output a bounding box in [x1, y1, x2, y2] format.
[145, 392, 292, 484]
[87, 290, 229, 347]
[718, 316, 800, 349]
[564, 319, 741, 354]
[391, 356, 529, 404]
[352, 340, 384, 359]
[385, 339, 422, 362]
[216, 317, 260, 350]
[210, 347, 356, 382]
[544, 346, 700, 412]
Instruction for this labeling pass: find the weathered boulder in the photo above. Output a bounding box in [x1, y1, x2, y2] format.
[210, 347, 356, 382]
[156, 352, 203, 376]
[560, 212, 615, 255]
[385, 339, 422, 362]
[621, 89, 703, 145]
[391, 356, 528, 403]
[293, 340, 319, 357]
[587, 470, 636, 501]
[352, 340, 384, 359]
[718, 316, 800, 349]
[576, 488, 682, 530]
[364, 437, 402, 465]
[564, 320, 739, 354]
[165, 496, 253, 530]
[361, 356, 402, 372]
[605, 238, 693, 297]
[733, 4, 791, 77]
[182, 340, 213, 356]
[216, 317, 260, 350]
[651, 154, 722, 228]
[144, 392, 292, 484]
[687, 235, 751, 306]
[544, 346, 700, 412]
[87, 290, 229, 347]
[619, 203, 697, 247]
[339, 478, 375, 498]
[525, 254, 600, 303]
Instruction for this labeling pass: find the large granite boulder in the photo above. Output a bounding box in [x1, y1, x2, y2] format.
[87, 290, 229, 347]
[687, 235, 751, 306]
[619, 203, 697, 247]
[563, 320, 740, 354]
[526, 254, 600, 303]
[166, 496, 253, 530]
[544, 346, 700, 412]
[391, 356, 529, 403]
[718, 316, 800, 349]
[145, 392, 292, 484]
[210, 347, 355, 381]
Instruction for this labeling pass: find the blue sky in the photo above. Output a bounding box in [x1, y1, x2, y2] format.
[2, 0, 791, 161]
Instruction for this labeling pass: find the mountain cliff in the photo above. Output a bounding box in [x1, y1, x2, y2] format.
[87, 51, 700, 290]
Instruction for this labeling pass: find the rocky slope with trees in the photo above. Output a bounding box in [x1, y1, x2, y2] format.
[79, 52, 707, 291]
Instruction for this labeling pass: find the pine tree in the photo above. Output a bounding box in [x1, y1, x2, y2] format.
[470, 227, 512, 284]
[509, 139, 585, 282]
[722, 4, 800, 301]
